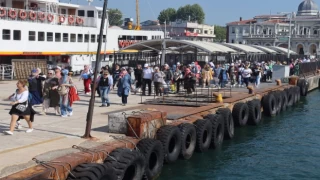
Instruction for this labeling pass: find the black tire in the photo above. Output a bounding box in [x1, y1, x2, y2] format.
[216, 108, 234, 139]
[194, 119, 213, 152]
[247, 99, 261, 125]
[137, 139, 164, 179]
[104, 148, 145, 180]
[232, 102, 249, 126]
[262, 93, 277, 117]
[281, 91, 288, 112]
[296, 86, 301, 102]
[204, 114, 224, 149]
[156, 125, 181, 163]
[286, 88, 294, 107]
[273, 91, 283, 114]
[291, 87, 298, 104]
[298, 79, 308, 96]
[178, 123, 196, 160]
[67, 163, 116, 180]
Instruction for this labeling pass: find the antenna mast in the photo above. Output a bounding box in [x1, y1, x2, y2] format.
[135, 0, 141, 30]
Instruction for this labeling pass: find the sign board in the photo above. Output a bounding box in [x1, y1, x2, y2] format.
[278, 37, 289, 42]
[217, 56, 226, 61]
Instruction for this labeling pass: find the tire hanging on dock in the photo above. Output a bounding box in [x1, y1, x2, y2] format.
[273, 91, 283, 114]
[247, 99, 261, 125]
[291, 87, 299, 104]
[137, 139, 164, 180]
[104, 148, 146, 180]
[298, 79, 308, 97]
[67, 163, 116, 180]
[178, 123, 196, 160]
[204, 114, 224, 149]
[216, 108, 234, 139]
[194, 119, 213, 152]
[232, 102, 249, 126]
[281, 91, 288, 112]
[156, 125, 182, 164]
[295, 86, 301, 102]
[286, 88, 294, 107]
[262, 93, 277, 117]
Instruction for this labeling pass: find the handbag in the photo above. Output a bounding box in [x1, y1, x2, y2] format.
[57, 85, 68, 95]
[16, 104, 27, 112]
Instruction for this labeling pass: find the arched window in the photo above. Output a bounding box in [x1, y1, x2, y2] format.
[314, 30, 318, 35]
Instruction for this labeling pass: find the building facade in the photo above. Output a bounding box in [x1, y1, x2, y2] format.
[141, 20, 216, 42]
[226, 0, 320, 56]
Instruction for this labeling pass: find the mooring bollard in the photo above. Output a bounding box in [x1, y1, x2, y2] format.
[213, 92, 223, 103]
[275, 79, 281, 86]
[247, 86, 254, 94]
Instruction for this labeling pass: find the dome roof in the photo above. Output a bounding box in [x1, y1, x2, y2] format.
[297, 0, 319, 16]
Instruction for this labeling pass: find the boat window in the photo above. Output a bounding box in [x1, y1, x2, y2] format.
[143, 36, 147, 40]
[61, 9, 66, 15]
[78, 10, 85, 17]
[78, 34, 83, 42]
[63, 33, 68, 42]
[91, 34, 95, 43]
[84, 34, 89, 42]
[29, 31, 36, 41]
[103, 35, 106, 42]
[2, 29, 10, 40]
[13, 30, 21, 40]
[70, 34, 76, 42]
[38, 32, 45, 41]
[87, 10, 94, 18]
[47, 32, 53, 42]
[55, 33, 61, 42]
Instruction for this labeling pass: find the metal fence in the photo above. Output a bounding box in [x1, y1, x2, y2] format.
[0, 64, 14, 80]
[298, 61, 320, 77]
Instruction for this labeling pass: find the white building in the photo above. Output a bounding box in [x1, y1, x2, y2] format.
[226, 0, 320, 56]
[142, 20, 216, 42]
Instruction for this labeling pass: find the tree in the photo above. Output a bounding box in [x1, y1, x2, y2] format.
[176, 4, 205, 24]
[158, 8, 176, 24]
[108, 8, 123, 26]
[214, 25, 227, 42]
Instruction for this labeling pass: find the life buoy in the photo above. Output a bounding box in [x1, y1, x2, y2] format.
[68, 15, 74, 24]
[8, 9, 17, 19]
[47, 14, 54, 22]
[0, 7, 6, 17]
[19, 10, 27, 20]
[232, 102, 249, 126]
[178, 123, 196, 160]
[29, 11, 36, 20]
[38, 12, 45, 21]
[59, 15, 65, 23]
[76, 17, 83, 25]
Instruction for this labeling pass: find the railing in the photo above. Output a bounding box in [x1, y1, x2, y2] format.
[0, 64, 14, 80]
[298, 61, 320, 77]
[0, 7, 97, 27]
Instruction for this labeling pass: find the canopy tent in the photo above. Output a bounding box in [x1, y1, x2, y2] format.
[267, 46, 298, 55]
[249, 45, 278, 54]
[221, 43, 264, 53]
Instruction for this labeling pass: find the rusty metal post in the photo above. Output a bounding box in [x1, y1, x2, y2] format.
[82, 0, 109, 139]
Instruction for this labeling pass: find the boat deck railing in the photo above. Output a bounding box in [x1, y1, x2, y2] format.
[0, 7, 97, 28]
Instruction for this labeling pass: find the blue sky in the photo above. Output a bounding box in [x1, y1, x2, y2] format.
[64, 0, 307, 26]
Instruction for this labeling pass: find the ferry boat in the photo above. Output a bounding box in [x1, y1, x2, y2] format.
[0, 0, 163, 74]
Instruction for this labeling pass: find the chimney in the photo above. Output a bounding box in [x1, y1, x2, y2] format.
[240, 17, 242, 21]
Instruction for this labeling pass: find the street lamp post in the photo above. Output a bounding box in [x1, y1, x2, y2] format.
[288, 13, 292, 59]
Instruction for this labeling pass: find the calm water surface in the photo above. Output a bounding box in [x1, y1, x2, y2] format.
[159, 90, 320, 180]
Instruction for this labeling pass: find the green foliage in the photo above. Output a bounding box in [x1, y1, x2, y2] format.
[214, 25, 227, 42]
[158, 4, 205, 24]
[158, 8, 176, 24]
[108, 8, 123, 26]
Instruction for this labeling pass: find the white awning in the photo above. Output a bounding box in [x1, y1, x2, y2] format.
[250, 45, 278, 54]
[268, 46, 298, 55]
[221, 43, 265, 53]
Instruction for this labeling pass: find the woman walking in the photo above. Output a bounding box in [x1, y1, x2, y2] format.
[173, 66, 183, 93]
[184, 67, 196, 94]
[242, 65, 253, 87]
[201, 64, 213, 88]
[117, 67, 132, 106]
[42, 70, 60, 115]
[54, 69, 74, 117]
[152, 67, 165, 96]
[79, 65, 93, 95]
[28, 69, 45, 107]
[4, 80, 35, 135]
[97, 70, 113, 107]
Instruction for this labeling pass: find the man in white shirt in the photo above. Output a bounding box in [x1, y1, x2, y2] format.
[142, 64, 153, 96]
